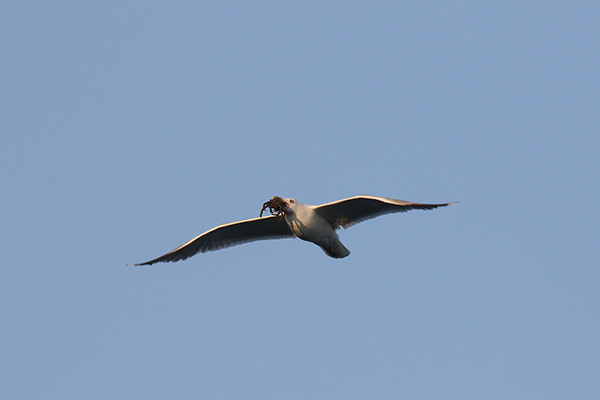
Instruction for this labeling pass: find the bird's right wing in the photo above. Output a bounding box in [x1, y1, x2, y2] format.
[314, 195, 454, 229]
[130, 215, 294, 266]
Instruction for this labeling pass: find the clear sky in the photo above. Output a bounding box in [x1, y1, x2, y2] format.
[2, 1, 599, 399]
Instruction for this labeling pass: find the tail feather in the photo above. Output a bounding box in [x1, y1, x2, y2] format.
[321, 239, 351, 259]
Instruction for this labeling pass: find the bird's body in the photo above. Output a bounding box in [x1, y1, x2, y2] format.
[129, 195, 454, 266]
[282, 199, 351, 258]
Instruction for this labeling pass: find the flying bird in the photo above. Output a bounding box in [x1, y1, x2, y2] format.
[129, 195, 454, 266]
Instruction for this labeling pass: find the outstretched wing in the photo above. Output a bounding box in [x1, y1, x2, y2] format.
[314, 195, 454, 229]
[129, 215, 294, 266]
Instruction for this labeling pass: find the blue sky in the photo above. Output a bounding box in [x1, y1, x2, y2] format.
[2, 1, 599, 399]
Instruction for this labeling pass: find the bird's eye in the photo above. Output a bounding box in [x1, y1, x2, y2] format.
[289, 199, 295, 204]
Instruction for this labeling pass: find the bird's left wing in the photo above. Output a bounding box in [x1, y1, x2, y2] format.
[314, 195, 454, 229]
[129, 215, 294, 266]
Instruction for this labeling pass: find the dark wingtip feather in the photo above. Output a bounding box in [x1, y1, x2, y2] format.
[127, 262, 152, 267]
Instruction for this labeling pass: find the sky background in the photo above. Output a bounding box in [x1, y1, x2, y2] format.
[2, 1, 599, 399]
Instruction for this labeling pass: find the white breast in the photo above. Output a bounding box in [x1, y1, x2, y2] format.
[284, 201, 336, 245]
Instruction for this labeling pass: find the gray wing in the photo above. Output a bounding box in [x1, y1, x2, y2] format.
[314, 195, 455, 229]
[129, 215, 294, 266]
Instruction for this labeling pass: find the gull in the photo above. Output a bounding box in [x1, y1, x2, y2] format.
[129, 195, 455, 266]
